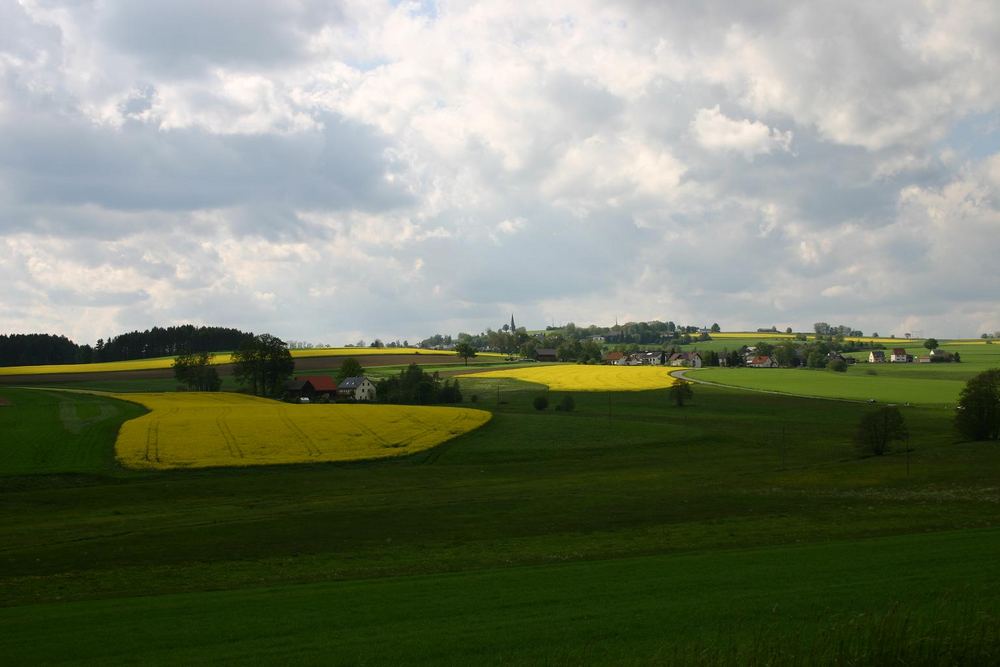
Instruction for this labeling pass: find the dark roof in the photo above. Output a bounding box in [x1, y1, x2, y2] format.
[286, 379, 310, 391]
[338, 376, 370, 389]
[871, 350, 885, 357]
[296, 375, 337, 392]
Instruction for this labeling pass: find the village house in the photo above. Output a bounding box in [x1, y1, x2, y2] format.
[890, 348, 912, 363]
[668, 352, 703, 368]
[602, 351, 626, 365]
[748, 355, 778, 368]
[336, 376, 377, 402]
[869, 350, 886, 363]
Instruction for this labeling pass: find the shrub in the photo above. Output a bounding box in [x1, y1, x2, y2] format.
[555, 394, 575, 412]
[532, 395, 549, 411]
[828, 359, 848, 372]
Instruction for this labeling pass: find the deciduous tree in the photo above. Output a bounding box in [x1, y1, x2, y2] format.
[955, 369, 1000, 441]
[855, 406, 907, 456]
[232, 334, 294, 397]
[669, 380, 693, 407]
[454, 342, 477, 365]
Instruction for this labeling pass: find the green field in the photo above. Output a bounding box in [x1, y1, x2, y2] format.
[0, 388, 147, 475]
[1, 366, 999, 662]
[689, 342, 1000, 406]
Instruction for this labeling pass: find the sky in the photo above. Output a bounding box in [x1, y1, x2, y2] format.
[1, 0, 999, 345]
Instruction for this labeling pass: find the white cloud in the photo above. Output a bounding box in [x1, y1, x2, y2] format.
[691, 105, 792, 159]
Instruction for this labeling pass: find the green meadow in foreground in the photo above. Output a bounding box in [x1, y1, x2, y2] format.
[1, 369, 998, 663]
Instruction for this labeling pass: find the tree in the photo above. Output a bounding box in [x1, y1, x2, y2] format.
[533, 395, 549, 411]
[710, 323, 721, 333]
[785, 326, 793, 334]
[827, 358, 848, 372]
[955, 369, 1000, 441]
[336, 357, 365, 383]
[669, 380, 693, 407]
[454, 341, 477, 365]
[172, 352, 222, 391]
[555, 394, 575, 412]
[232, 334, 294, 397]
[924, 338, 939, 351]
[855, 406, 908, 456]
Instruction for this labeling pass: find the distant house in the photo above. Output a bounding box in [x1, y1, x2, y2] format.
[286, 375, 338, 402]
[643, 351, 667, 366]
[668, 352, 703, 368]
[336, 376, 377, 402]
[603, 351, 626, 365]
[890, 348, 912, 363]
[918, 356, 932, 363]
[535, 348, 558, 362]
[748, 355, 778, 368]
[869, 350, 886, 363]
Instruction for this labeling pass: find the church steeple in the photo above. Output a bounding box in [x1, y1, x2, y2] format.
[510, 314, 516, 332]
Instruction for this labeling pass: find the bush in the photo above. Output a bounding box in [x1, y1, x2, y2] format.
[470, 394, 478, 403]
[828, 359, 848, 372]
[555, 394, 575, 412]
[532, 395, 549, 411]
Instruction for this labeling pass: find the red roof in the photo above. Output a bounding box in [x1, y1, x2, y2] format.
[604, 351, 624, 361]
[297, 375, 338, 392]
[892, 348, 907, 355]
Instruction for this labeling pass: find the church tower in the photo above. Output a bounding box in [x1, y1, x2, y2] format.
[510, 314, 516, 332]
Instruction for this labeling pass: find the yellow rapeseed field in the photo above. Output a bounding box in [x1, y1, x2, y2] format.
[464, 365, 678, 391]
[0, 347, 504, 376]
[113, 392, 491, 469]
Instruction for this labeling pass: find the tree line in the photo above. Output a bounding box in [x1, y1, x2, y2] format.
[1, 325, 255, 367]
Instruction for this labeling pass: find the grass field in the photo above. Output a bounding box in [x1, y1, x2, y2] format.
[0, 388, 147, 475]
[689, 342, 1000, 406]
[463, 364, 678, 391]
[113, 392, 491, 469]
[690, 367, 967, 406]
[2, 364, 999, 662]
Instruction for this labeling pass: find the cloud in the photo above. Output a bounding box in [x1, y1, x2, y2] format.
[691, 105, 792, 159]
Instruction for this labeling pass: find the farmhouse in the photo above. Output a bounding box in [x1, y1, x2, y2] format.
[535, 348, 558, 362]
[336, 376, 377, 402]
[869, 350, 886, 363]
[285, 376, 338, 402]
[890, 348, 912, 363]
[748, 355, 778, 368]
